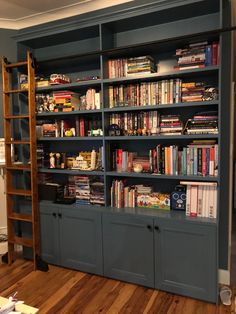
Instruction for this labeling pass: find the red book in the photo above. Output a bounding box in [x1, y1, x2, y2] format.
[79, 118, 84, 137]
[212, 42, 218, 65]
[202, 147, 207, 176]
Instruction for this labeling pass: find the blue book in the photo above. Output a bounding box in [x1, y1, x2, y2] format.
[205, 45, 212, 66]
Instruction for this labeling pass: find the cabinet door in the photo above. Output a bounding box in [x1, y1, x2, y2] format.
[40, 206, 60, 265]
[103, 213, 154, 288]
[59, 208, 103, 275]
[154, 218, 217, 303]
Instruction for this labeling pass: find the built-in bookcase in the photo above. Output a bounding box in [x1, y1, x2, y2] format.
[14, 0, 233, 303]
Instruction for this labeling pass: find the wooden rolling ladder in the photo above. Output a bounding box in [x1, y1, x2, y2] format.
[1, 51, 40, 270]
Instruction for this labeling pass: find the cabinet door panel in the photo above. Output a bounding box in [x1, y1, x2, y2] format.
[155, 218, 217, 303]
[103, 213, 154, 288]
[40, 206, 60, 265]
[59, 208, 103, 275]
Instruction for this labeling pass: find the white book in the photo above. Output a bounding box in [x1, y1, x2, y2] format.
[186, 185, 191, 216]
[197, 186, 203, 217]
[213, 186, 218, 219]
[203, 186, 209, 218]
[201, 186, 206, 217]
[190, 185, 198, 217]
[94, 92, 101, 109]
[208, 186, 214, 218]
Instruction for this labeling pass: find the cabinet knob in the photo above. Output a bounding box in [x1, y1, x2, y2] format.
[58, 213, 62, 218]
[154, 226, 159, 232]
[52, 213, 57, 217]
[147, 225, 152, 231]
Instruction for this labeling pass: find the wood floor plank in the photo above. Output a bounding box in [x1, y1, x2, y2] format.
[0, 259, 234, 313]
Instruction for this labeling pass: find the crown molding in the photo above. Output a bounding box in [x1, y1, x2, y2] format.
[0, 0, 133, 30]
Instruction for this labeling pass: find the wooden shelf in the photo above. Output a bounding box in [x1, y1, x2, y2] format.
[38, 168, 104, 176]
[103, 101, 219, 112]
[106, 171, 219, 181]
[5, 61, 27, 68]
[38, 136, 103, 141]
[37, 109, 102, 117]
[103, 66, 219, 84]
[105, 134, 219, 141]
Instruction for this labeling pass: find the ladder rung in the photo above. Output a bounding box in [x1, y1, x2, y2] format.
[5, 140, 30, 145]
[7, 189, 32, 196]
[6, 165, 31, 171]
[8, 213, 32, 222]
[5, 61, 28, 68]
[5, 115, 30, 119]
[8, 236, 33, 247]
[4, 89, 28, 94]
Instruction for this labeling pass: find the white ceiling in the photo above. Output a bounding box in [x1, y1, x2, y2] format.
[0, 0, 134, 30]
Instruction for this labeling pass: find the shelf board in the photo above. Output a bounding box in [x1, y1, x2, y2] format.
[106, 171, 219, 181]
[103, 66, 219, 84]
[36, 79, 101, 92]
[38, 168, 104, 176]
[8, 236, 33, 247]
[37, 136, 103, 141]
[5, 140, 30, 145]
[37, 109, 102, 117]
[104, 101, 219, 112]
[105, 134, 219, 141]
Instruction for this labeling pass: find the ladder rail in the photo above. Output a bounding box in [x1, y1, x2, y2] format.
[1, 52, 40, 270]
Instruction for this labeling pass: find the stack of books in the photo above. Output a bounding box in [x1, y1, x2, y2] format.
[126, 56, 156, 76]
[175, 41, 220, 70]
[53, 91, 80, 112]
[159, 115, 183, 135]
[180, 181, 217, 218]
[90, 181, 105, 206]
[185, 111, 218, 134]
[181, 82, 206, 102]
[75, 176, 91, 206]
[108, 55, 156, 78]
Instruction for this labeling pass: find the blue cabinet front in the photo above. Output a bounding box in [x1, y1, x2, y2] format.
[103, 213, 154, 288]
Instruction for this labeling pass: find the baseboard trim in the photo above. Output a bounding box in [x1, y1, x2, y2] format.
[218, 269, 230, 285]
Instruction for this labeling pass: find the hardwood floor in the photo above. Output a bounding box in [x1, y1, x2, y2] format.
[0, 259, 234, 314]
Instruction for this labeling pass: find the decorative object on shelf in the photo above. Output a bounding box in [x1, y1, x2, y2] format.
[55, 153, 61, 168]
[133, 163, 143, 173]
[76, 75, 100, 81]
[137, 192, 170, 210]
[65, 128, 75, 137]
[49, 153, 55, 168]
[171, 185, 186, 211]
[108, 124, 122, 136]
[88, 128, 103, 137]
[49, 74, 71, 85]
[202, 87, 218, 101]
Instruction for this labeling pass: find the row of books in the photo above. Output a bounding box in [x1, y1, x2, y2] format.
[109, 111, 159, 136]
[108, 81, 217, 108]
[110, 181, 170, 209]
[175, 41, 220, 70]
[108, 112, 218, 136]
[111, 142, 218, 177]
[108, 79, 182, 107]
[108, 56, 156, 78]
[181, 181, 217, 218]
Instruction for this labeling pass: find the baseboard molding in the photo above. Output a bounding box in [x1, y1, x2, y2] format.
[218, 269, 230, 285]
